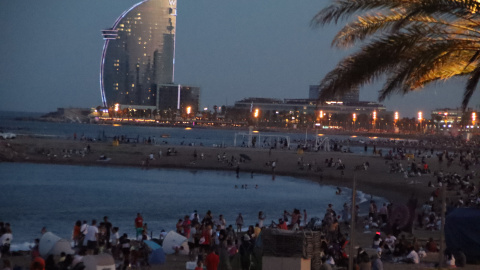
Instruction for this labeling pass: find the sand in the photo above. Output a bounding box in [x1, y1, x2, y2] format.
[0, 136, 477, 269]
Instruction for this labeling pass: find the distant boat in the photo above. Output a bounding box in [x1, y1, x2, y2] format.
[161, 134, 170, 138]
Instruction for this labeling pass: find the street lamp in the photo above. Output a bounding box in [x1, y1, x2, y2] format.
[372, 111, 377, 131]
[472, 112, 477, 126]
[352, 113, 356, 130]
[418, 111, 423, 133]
[186, 106, 192, 120]
[254, 108, 259, 118]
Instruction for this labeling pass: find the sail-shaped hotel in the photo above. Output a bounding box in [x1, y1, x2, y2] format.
[100, 0, 198, 112]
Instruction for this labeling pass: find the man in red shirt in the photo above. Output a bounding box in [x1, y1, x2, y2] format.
[135, 213, 144, 239]
[205, 247, 219, 270]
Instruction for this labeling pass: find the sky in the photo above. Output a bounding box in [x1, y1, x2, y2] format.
[0, 0, 479, 117]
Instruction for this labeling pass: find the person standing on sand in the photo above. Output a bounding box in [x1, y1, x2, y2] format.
[134, 213, 143, 239]
[236, 213, 244, 233]
[103, 216, 112, 249]
[258, 211, 266, 228]
[72, 220, 81, 247]
[205, 246, 219, 270]
[85, 220, 98, 255]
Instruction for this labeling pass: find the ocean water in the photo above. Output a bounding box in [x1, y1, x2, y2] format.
[0, 111, 399, 155]
[0, 163, 385, 251]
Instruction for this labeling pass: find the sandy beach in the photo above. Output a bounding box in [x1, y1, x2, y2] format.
[1, 135, 477, 269]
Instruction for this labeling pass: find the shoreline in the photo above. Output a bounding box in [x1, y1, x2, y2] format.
[1, 135, 456, 204]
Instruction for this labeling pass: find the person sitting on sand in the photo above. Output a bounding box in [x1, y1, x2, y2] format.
[402, 246, 419, 264]
[425, 238, 439, 252]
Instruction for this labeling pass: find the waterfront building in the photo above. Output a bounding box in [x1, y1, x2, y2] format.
[100, 0, 178, 108]
[309, 85, 360, 103]
[233, 98, 385, 116]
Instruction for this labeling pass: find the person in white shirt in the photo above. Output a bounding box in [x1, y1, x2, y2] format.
[384, 234, 397, 253]
[404, 247, 420, 264]
[216, 215, 226, 230]
[0, 230, 13, 255]
[84, 220, 98, 254]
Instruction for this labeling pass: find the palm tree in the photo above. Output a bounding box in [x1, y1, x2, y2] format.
[312, 0, 480, 111]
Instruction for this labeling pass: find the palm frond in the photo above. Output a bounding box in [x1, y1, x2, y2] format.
[333, 11, 405, 47]
[318, 31, 423, 101]
[311, 0, 409, 27]
[463, 64, 480, 110]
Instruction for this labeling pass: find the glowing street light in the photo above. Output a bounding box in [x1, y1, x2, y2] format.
[319, 110, 324, 119]
[394, 111, 399, 122]
[473, 112, 477, 126]
[372, 111, 377, 121]
[186, 106, 191, 115]
[254, 109, 259, 118]
[418, 111, 423, 133]
[352, 113, 356, 130]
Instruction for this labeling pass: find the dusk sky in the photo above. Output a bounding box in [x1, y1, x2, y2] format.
[1, 0, 479, 117]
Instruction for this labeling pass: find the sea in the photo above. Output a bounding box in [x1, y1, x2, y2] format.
[0, 111, 388, 250]
[0, 111, 404, 154]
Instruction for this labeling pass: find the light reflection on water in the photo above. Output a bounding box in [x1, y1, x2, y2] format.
[0, 163, 386, 250]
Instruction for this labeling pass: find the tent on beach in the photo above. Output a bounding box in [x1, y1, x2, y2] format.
[161, 231, 189, 255]
[144, 240, 165, 265]
[445, 208, 480, 264]
[39, 232, 74, 258]
[83, 254, 115, 270]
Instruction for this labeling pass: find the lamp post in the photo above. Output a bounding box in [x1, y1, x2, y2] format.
[186, 106, 192, 120]
[418, 111, 423, 133]
[473, 112, 477, 127]
[372, 111, 377, 132]
[352, 113, 356, 131]
[319, 110, 324, 126]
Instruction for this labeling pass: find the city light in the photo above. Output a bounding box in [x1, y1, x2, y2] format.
[473, 112, 477, 122]
[114, 103, 120, 112]
[418, 111, 423, 121]
[352, 113, 356, 121]
[319, 110, 324, 119]
[254, 109, 259, 118]
[372, 111, 376, 120]
[186, 106, 191, 115]
[394, 111, 399, 121]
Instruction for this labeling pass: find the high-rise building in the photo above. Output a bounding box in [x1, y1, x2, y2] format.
[100, 0, 178, 107]
[309, 85, 359, 103]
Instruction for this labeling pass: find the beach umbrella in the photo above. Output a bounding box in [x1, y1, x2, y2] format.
[143, 240, 165, 265]
[39, 232, 74, 258]
[149, 248, 166, 265]
[144, 240, 161, 250]
[162, 231, 189, 255]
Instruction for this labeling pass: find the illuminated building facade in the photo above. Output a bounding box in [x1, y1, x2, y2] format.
[309, 85, 360, 103]
[100, 0, 178, 107]
[157, 84, 200, 113]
